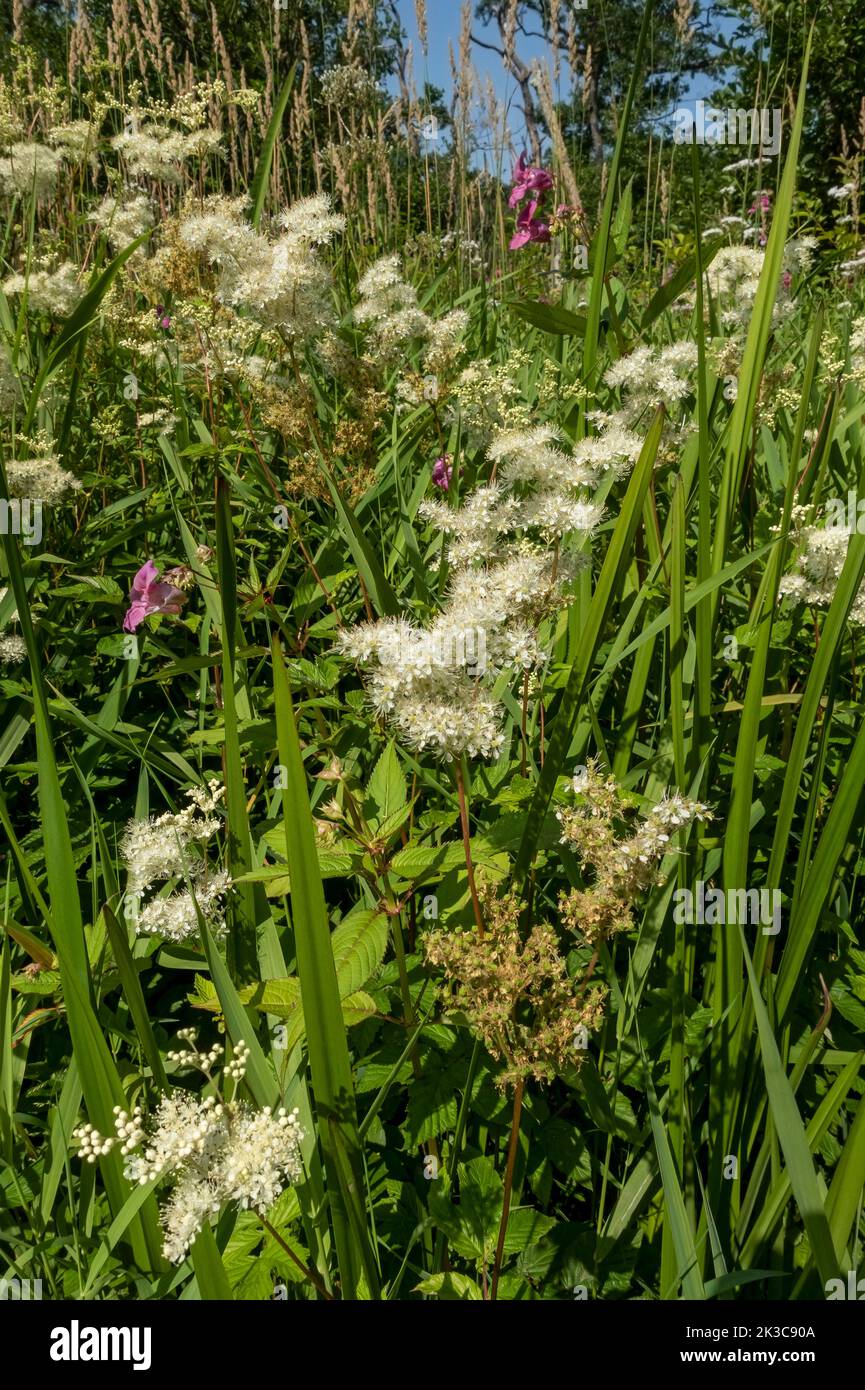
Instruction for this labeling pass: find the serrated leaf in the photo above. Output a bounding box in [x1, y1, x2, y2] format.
[363, 741, 407, 831]
[414, 1272, 483, 1300]
[332, 909, 389, 998]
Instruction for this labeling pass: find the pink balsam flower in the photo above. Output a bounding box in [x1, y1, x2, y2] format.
[508, 152, 554, 209]
[509, 198, 551, 249]
[432, 455, 453, 490]
[123, 559, 186, 632]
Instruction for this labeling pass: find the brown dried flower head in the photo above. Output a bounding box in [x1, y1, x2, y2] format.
[423, 887, 605, 1090]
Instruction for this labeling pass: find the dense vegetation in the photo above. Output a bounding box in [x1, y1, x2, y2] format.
[2, 0, 865, 1303]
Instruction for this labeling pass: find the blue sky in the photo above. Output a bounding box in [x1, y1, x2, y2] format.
[393, 0, 556, 157]
[395, 0, 550, 97]
[392, 0, 743, 156]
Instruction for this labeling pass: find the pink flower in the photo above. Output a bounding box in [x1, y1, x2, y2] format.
[432, 455, 452, 490]
[509, 199, 551, 249]
[508, 152, 554, 209]
[122, 559, 186, 632]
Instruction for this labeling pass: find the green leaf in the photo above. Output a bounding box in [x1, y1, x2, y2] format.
[331, 909, 389, 997]
[640, 236, 724, 331]
[508, 301, 587, 336]
[272, 634, 378, 1299]
[739, 924, 841, 1289]
[249, 65, 297, 228]
[363, 741, 407, 830]
[414, 1271, 483, 1300]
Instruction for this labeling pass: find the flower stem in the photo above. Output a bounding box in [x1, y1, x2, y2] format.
[259, 1215, 336, 1301]
[490, 1076, 525, 1301]
[454, 757, 484, 937]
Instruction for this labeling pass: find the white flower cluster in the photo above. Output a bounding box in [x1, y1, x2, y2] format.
[0, 587, 25, 668]
[112, 123, 223, 182]
[0, 142, 63, 198]
[4, 454, 81, 501]
[557, 759, 711, 893]
[319, 63, 382, 107]
[603, 341, 698, 425]
[90, 193, 154, 254]
[0, 347, 19, 411]
[355, 255, 431, 355]
[73, 1037, 304, 1265]
[0, 634, 26, 666]
[617, 793, 711, 870]
[420, 426, 605, 551]
[779, 507, 865, 624]
[122, 780, 230, 942]
[703, 238, 816, 331]
[2, 262, 84, 316]
[179, 193, 345, 341]
[444, 357, 524, 445]
[355, 255, 468, 376]
[48, 120, 96, 166]
[340, 419, 605, 759]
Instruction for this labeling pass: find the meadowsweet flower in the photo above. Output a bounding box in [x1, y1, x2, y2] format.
[123, 559, 187, 631]
[0, 142, 62, 198]
[701, 240, 810, 331]
[112, 123, 223, 181]
[423, 308, 469, 375]
[419, 482, 519, 565]
[74, 1036, 304, 1264]
[341, 399, 604, 759]
[122, 780, 223, 894]
[424, 887, 605, 1089]
[355, 255, 432, 357]
[446, 357, 524, 445]
[0, 634, 26, 665]
[179, 193, 344, 341]
[121, 781, 229, 941]
[570, 419, 644, 484]
[517, 490, 604, 540]
[2, 262, 84, 316]
[0, 588, 24, 667]
[48, 120, 96, 167]
[135, 872, 232, 941]
[0, 347, 18, 411]
[557, 760, 711, 945]
[319, 63, 382, 107]
[488, 420, 640, 491]
[604, 342, 697, 418]
[779, 505, 865, 624]
[5, 455, 81, 502]
[90, 193, 154, 254]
